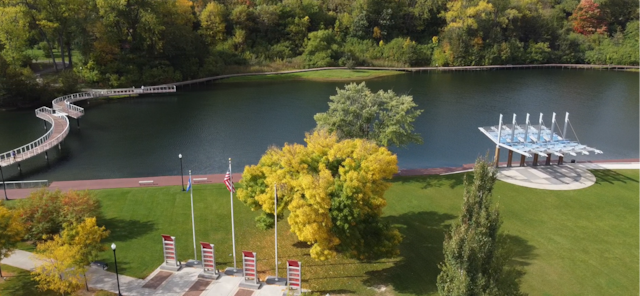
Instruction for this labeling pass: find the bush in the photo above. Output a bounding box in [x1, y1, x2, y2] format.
[302, 30, 342, 68]
[18, 189, 100, 241]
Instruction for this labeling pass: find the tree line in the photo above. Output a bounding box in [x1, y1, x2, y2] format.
[0, 0, 638, 106]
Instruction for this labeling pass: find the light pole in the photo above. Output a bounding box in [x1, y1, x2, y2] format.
[111, 243, 122, 296]
[179, 154, 184, 191]
[0, 165, 7, 200]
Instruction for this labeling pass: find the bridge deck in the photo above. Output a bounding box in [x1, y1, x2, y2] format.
[0, 112, 68, 167]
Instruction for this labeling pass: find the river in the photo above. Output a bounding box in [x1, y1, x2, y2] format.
[0, 69, 637, 181]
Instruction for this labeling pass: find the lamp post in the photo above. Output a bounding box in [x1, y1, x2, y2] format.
[179, 154, 184, 191]
[111, 243, 122, 296]
[0, 165, 7, 200]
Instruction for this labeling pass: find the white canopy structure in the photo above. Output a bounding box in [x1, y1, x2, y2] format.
[479, 112, 602, 166]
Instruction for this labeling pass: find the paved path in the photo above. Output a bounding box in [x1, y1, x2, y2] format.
[1, 250, 289, 296]
[497, 162, 639, 190]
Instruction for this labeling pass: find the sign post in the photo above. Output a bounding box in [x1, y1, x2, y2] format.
[239, 251, 261, 289]
[160, 235, 182, 271]
[198, 242, 221, 280]
[287, 260, 301, 295]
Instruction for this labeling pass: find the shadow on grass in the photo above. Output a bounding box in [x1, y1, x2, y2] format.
[314, 289, 356, 294]
[362, 211, 535, 295]
[292, 241, 311, 249]
[392, 174, 466, 190]
[0, 271, 59, 296]
[592, 169, 639, 185]
[97, 218, 156, 242]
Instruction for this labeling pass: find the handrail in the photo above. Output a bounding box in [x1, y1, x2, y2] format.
[1, 85, 175, 167]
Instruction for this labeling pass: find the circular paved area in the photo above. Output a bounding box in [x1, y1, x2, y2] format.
[497, 165, 596, 190]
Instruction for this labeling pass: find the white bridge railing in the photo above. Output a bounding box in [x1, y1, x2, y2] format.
[0, 180, 49, 189]
[1, 84, 175, 167]
[0, 107, 69, 164]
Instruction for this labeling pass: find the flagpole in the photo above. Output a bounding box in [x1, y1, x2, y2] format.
[189, 170, 197, 262]
[229, 158, 237, 270]
[274, 183, 278, 278]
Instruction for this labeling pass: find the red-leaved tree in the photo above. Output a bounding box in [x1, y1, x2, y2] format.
[571, 0, 608, 35]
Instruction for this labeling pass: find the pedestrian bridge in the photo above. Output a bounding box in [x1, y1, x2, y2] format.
[0, 85, 176, 168]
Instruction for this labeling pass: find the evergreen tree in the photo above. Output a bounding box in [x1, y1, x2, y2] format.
[437, 156, 525, 296]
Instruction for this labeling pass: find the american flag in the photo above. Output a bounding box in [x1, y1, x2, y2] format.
[223, 170, 235, 193]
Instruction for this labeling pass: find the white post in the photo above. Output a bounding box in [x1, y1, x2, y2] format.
[538, 113, 544, 143]
[563, 112, 569, 140]
[229, 158, 237, 270]
[274, 183, 278, 279]
[497, 114, 503, 144]
[511, 113, 517, 143]
[524, 113, 530, 146]
[550, 112, 556, 142]
[189, 170, 197, 261]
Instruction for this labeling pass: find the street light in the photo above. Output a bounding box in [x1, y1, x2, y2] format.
[0, 165, 7, 200]
[179, 154, 184, 191]
[111, 243, 122, 296]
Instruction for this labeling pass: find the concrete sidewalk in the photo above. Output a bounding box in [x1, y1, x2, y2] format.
[1, 250, 290, 296]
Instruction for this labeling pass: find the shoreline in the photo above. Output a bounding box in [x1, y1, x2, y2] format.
[3, 158, 637, 200]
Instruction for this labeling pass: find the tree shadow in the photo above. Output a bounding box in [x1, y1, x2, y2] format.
[314, 289, 356, 295]
[392, 174, 465, 190]
[362, 211, 536, 295]
[0, 271, 59, 296]
[292, 241, 311, 249]
[362, 211, 454, 295]
[591, 169, 639, 185]
[96, 217, 156, 242]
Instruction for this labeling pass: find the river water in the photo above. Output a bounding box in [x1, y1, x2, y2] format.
[0, 69, 637, 181]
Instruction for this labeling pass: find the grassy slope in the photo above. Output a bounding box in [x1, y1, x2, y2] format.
[82, 169, 639, 295]
[219, 69, 405, 83]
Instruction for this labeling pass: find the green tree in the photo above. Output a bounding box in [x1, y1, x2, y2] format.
[437, 156, 525, 296]
[238, 130, 401, 260]
[314, 82, 423, 147]
[199, 1, 227, 45]
[302, 29, 342, 67]
[0, 203, 25, 279]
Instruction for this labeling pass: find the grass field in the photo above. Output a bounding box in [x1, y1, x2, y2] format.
[219, 69, 405, 83]
[10, 170, 638, 295]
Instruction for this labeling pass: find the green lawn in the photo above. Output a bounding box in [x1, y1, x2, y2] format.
[25, 48, 81, 63]
[219, 69, 405, 83]
[0, 264, 59, 296]
[12, 169, 637, 296]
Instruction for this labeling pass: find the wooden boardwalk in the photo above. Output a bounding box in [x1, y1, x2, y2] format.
[0, 85, 176, 168]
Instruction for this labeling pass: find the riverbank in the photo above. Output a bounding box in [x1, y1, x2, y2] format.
[220, 69, 404, 83]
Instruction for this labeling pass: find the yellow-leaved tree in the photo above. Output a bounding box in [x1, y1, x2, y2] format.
[32, 237, 84, 296]
[0, 203, 25, 279]
[61, 217, 110, 291]
[238, 130, 402, 261]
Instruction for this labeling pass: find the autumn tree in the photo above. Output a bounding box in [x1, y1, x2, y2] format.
[238, 130, 401, 260]
[60, 217, 110, 291]
[437, 156, 525, 296]
[570, 0, 608, 36]
[314, 82, 423, 147]
[199, 1, 227, 45]
[0, 203, 25, 279]
[32, 236, 84, 296]
[18, 189, 100, 241]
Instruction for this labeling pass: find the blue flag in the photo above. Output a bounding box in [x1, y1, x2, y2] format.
[186, 176, 192, 192]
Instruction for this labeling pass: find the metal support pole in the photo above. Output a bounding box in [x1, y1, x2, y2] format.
[520, 155, 526, 167]
[511, 114, 517, 143]
[179, 154, 184, 191]
[537, 113, 543, 143]
[495, 114, 503, 168]
[533, 154, 539, 166]
[275, 184, 278, 279]
[550, 112, 556, 142]
[563, 112, 569, 140]
[507, 150, 513, 167]
[0, 166, 7, 200]
[546, 153, 552, 165]
[524, 113, 530, 147]
[112, 245, 122, 296]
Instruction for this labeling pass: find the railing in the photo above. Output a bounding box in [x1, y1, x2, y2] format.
[0, 180, 49, 189]
[0, 84, 175, 167]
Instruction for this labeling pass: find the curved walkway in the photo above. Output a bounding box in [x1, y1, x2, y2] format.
[0, 85, 176, 168]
